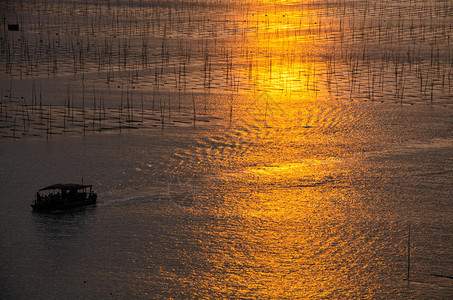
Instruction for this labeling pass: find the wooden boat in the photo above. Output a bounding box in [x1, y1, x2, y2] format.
[32, 183, 97, 211]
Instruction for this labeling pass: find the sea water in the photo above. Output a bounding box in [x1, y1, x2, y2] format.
[1, 0, 452, 298]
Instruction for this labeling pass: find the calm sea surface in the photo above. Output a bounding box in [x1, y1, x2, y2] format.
[1, 0, 452, 298]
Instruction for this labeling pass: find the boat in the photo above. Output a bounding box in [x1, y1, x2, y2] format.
[31, 183, 97, 211]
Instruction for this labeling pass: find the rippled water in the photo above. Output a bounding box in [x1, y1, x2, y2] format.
[1, 0, 452, 298]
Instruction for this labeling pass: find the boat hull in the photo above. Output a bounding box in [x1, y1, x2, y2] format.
[31, 194, 97, 211]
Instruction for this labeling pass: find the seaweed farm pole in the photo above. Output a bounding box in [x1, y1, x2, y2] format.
[12, 106, 17, 139]
[39, 83, 43, 119]
[63, 97, 67, 130]
[71, 91, 75, 122]
[126, 85, 130, 126]
[160, 96, 165, 128]
[83, 108, 86, 136]
[67, 83, 71, 120]
[92, 87, 96, 132]
[47, 105, 52, 140]
[168, 91, 171, 119]
[9, 76, 13, 99]
[141, 91, 144, 122]
[0, 89, 3, 120]
[49, 105, 52, 137]
[119, 105, 122, 133]
[22, 96, 30, 133]
[192, 92, 196, 125]
[98, 93, 103, 129]
[82, 83, 85, 114]
[229, 92, 234, 126]
[130, 88, 134, 124]
[178, 89, 181, 113]
[152, 85, 156, 111]
[31, 79, 36, 109]
[82, 82, 86, 136]
[407, 223, 411, 286]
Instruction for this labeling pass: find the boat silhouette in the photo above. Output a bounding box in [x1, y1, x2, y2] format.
[32, 183, 97, 211]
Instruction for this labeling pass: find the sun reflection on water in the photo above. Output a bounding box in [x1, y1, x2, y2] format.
[178, 2, 415, 297]
[1, 0, 451, 298]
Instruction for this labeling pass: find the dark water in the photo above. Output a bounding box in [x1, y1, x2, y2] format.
[1, 0, 452, 298]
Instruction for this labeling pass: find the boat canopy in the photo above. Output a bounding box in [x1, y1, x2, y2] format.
[39, 183, 92, 192]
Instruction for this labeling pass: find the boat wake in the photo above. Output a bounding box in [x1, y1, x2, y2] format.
[98, 193, 164, 206]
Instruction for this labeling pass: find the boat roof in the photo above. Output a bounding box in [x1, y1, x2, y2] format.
[39, 183, 92, 191]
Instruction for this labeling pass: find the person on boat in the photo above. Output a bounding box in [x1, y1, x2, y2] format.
[35, 192, 40, 206]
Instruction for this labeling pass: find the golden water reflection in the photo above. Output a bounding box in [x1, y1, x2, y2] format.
[186, 2, 411, 297]
[186, 92, 405, 297]
[192, 156, 400, 298]
[229, 0, 336, 98]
